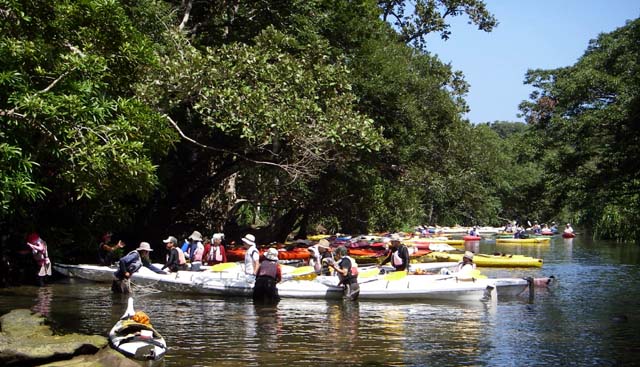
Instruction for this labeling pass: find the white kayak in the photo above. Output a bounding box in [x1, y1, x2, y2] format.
[109, 297, 167, 361]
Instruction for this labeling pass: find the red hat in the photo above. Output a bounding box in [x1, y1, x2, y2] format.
[27, 233, 40, 243]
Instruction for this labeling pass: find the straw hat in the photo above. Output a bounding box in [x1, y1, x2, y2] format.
[242, 234, 256, 246]
[463, 251, 474, 260]
[265, 248, 279, 261]
[136, 242, 153, 252]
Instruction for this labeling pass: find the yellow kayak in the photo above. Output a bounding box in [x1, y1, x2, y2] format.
[422, 252, 543, 268]
[307, 234, 331, 241]
[496, 237, 550, 244]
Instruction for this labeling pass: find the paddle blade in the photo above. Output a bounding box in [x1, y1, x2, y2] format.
[359, 267, 381, 279]
[383, 271, 407, 281]
[210, 262, 240, 272]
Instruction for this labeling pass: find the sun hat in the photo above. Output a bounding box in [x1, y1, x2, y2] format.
[136, 242, 153, 252]
[317, 239, 331, 249]
[265, 248, 279, 261]
[163, 236, 178, 245]
[390, 233, 401, 242]
[188, 231, 203, 241]
[463, 251, 474, 260]
[242, 234, 256, 246]
[212, 233, 224, 240]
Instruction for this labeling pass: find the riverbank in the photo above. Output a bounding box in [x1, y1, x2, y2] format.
[0, 308, 139, 367]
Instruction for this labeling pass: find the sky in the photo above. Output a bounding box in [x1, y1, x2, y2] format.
[424, 0, 640, 124]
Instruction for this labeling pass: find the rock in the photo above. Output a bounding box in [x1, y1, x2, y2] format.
[0, 309, 134, 366]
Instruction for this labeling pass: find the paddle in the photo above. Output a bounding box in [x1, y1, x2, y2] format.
[210, 262, 240, 272]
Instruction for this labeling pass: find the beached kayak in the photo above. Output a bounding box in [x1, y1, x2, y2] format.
[109, 297, 167, 361]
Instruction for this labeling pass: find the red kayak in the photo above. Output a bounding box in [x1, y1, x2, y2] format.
[463, 235, 481, 241]
[562, 232, 576, 238]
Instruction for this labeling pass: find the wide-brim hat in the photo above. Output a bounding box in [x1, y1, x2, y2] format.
[390, 233, 401, 242]
[136, 242, 153, 252]
[212, 233, 224, 240]
[242, 234, 256, 246]
[317, 239, 331, 249]
[188, 231, 203, 241]
[463, 251, 474, 260]
[265, 248, 279, 261]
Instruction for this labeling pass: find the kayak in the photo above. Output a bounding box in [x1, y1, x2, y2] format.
[422, 252, 543, 268]
[109, 297, 167, 361]
[562, 232, 576, 238]
[496, 237, 550, 244]
[463, 235, 481, 241]
[226, 247, 311, 262]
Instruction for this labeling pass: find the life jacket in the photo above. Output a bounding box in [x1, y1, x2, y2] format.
[256, 260, 278, 279]
[207, 244, 224, 263]
[338, 256, 358, 284]
[176, 247, 186, 265]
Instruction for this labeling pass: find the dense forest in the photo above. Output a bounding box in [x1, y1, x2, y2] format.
[1, 0, 638, 260]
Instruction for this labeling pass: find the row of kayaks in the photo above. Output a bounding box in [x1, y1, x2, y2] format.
[54, 263, 554, 303]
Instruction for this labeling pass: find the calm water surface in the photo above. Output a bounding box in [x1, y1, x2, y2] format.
[1, 236, 640, 366]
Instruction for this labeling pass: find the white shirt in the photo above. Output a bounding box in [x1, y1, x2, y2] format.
[244, 245, 259, 275]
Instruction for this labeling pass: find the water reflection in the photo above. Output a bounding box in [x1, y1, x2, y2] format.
[32, 286, 53, 317]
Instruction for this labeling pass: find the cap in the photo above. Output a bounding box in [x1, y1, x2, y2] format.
[163, 236, 178, 245]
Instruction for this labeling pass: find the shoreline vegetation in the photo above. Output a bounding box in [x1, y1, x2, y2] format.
[1, 0, 638, 268]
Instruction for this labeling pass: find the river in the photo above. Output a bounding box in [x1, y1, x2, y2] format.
[1, 235, 639, 366]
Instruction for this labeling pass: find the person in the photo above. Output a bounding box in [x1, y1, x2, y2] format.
[186, 231, 203, 262]
[330, 246, 359, 301]
[242, 234, 260, 277]
[112, 242, 166, 293]
[253, 247, 282, 304]
[564, 223, 574, 234]
[468, 226, 480, 236]
[379, 234, 410, 272]
[550, 222, 559, 234]
[514, 226, 528, 239]
[97, 232, 125, 266]
[456, 251, 477, 280]
[203, 233, 227, 265]
[307, 239, 332, 274]
[161, 236, 187, 272]
[26, 233, 51, 286]
[532, 221, 542, 235]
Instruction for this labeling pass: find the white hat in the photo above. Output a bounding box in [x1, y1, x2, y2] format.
[463, 251, 474, 260]
[188, 231, 203, 241]
[242, 234, 256, 246]
[390, 233, 401, 242]
[212, 233, 224, 240]
[136, 242, 153, 252]
[265, 248, 279, 261]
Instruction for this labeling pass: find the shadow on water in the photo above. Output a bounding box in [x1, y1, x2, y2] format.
[0, 235, 639, 366]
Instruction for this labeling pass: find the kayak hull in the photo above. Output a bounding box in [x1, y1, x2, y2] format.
[54, 263, 543, 302]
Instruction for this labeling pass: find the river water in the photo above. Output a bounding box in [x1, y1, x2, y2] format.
[1, 235, 639, 366]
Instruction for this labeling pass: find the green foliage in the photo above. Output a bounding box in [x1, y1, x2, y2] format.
[522, 18, 640, 241]
[0, 0, 177, 238]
